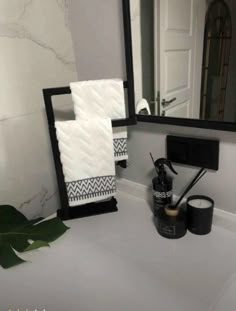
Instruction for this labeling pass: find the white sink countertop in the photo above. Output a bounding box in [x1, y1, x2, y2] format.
[1, 187, 236, 311]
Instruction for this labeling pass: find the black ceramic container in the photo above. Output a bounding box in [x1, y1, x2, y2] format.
[187, 195, 214, 235]
[155, 206, 187, 239]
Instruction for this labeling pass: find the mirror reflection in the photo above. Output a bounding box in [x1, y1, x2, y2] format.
[131, 0, 236, 122]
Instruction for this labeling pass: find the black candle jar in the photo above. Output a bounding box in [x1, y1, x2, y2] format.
[187, 195, 214, 235]
[155, 206, 187, 239]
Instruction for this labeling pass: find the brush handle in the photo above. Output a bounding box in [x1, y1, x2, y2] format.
[150, 153, 159, 176]
[174, 168, 206, 209]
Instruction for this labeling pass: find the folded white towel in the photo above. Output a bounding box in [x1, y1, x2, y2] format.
[113, 127, 128, 161]
[136, 98, 151, 115]
[55, 119, 116, 207]
[70, 79, 128, 161]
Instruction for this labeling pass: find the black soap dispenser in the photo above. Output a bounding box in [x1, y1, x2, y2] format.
[152, 158, 178, 216]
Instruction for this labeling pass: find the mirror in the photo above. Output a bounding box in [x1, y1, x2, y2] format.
[129, 0, 236, 128]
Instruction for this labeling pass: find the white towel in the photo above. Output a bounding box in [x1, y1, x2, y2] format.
[136, 98, 151, 115]
[70, 79, 128, 161]
[113, 127, 128, 161]
[55, 119, 116, 207]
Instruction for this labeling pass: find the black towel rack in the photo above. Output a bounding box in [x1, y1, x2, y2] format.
[43, 81, 136, 220]
[42, 0, 136, 220]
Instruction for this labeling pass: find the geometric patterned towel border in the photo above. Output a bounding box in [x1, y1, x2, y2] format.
[66, 175, 116, 203]
[113, 138, 128, 158]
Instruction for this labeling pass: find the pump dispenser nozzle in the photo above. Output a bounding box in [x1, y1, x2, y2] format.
[154, 158, 178, 175]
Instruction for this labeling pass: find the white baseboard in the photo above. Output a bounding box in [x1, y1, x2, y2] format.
[117, 178, 236, 231]
[117, 178, 151, 201]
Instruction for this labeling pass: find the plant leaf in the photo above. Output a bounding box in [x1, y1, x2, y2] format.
[0, 205, 70, 269]
[23, 218, 70, 242]
[7, 235, 31, 253]
[29, 217, 44, 225]
[0, 205, 28, 233]
[0, 240, 26, 269]
[23, 240, 50, 252]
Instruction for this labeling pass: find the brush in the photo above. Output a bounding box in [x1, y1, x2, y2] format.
[173, 168, 207, 209]
[150, 153, 159, 176]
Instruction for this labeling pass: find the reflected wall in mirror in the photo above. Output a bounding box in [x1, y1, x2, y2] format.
[130, 0, 236, 123]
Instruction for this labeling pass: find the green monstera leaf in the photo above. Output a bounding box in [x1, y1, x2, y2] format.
[0, 205, 70, 269]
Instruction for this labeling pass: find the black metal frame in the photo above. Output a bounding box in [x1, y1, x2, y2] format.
[123, 0, 236, 132]
[43, 0, 136, 220]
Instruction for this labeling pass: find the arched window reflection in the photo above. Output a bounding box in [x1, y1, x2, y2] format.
[201, 0, 232, 120]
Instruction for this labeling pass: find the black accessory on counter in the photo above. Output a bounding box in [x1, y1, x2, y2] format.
[187, 195, 214, 235]
[167, 136, 219, 171]
[154, 167, 209, 240]
[152, 158, 178, 216]
[155, 205, 187, 239]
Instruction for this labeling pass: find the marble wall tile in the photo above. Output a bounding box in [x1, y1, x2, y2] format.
[0, 0, 78, 218]
[0, 0, 77, 120]
[0, 112, 60, 219]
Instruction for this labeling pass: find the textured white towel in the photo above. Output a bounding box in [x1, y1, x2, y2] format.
[70, 79, 128, 161]
[55, 119, 116, 207]
[113, 127, 128, 161]
[136, 98, 151, 115]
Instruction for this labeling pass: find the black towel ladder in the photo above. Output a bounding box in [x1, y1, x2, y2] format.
[42, 0, 136, 220]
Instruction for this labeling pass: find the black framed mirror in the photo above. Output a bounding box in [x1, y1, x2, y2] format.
[123, 0, 236, 132]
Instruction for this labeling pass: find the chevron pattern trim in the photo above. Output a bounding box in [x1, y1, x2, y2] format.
[66, 176, 116, 203]
[113, 138, 128, 157]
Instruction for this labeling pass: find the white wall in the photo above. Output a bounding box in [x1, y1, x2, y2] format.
[68, 0, 236, 214]
[68, 0, 126, 80]
[0, 0, 77, 219]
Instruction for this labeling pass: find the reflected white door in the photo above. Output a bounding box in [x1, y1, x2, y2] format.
[157, 0, 198, 118]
